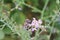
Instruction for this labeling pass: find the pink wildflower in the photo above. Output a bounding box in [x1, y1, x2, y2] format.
[31, 28, 37, 32]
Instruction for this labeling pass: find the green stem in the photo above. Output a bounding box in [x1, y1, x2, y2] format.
[41, 0, 49, 19]
[22, 3, 42, 13]
[0, 19, 21, 36]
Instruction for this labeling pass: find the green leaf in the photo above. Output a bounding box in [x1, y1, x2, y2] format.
[10, 9, 26, 24]
[3, 26, 12, 34]
[0, 30, 5, 39]
[19, 13, 26, 24]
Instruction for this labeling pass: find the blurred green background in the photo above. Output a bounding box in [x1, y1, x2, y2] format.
[0, 0, 60, 40]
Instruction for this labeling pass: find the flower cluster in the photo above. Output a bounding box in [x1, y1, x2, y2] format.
[23, 18, 46, 32]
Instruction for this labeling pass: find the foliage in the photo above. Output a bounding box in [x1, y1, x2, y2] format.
[0, 0, 60, 40]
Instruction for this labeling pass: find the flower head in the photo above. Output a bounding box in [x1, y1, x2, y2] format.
[31, 28, 37, 32]
[31, 18, 37, 26]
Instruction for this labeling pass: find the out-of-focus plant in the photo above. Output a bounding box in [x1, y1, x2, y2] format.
[0, 0, 60, 40]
